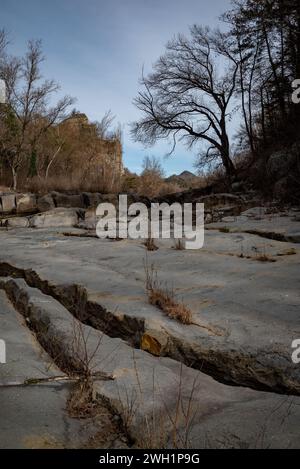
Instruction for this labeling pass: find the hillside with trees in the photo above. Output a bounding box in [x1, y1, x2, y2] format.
[0, 35, 122, 192]
[132, 0, 300, 202]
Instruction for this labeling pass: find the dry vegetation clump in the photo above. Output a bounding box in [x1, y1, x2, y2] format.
[255, 254, 276, 263]
[144, 260, 193, 325]
[149, 290, 193, 325]
[239, 245, 276, 263]
[143, 237, 159, 251]
[26, 165, 121, 194]
[121, 156, 187, 199]
[276, 248, 297, 257]
[174, 239, 185, 250]
[136, 364, 200, 449]
[66, 319, 115, 418]
[250, 245, 277, 263]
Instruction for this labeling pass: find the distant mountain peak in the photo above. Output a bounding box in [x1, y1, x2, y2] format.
[165, 170, 200, 189]
[178, 170, 196, 178]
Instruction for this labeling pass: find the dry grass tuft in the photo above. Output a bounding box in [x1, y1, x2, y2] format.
[67, 379, 97, 418]
[255, 254, 276, 263]
[174, 239, 185, 250]
[144, 260, 193, 325]
[219, 227, 230, 233]
[143, 237, 159, 251]
[277, 248, 297, 257]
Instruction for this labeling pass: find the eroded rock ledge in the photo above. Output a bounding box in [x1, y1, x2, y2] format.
[0, 260, 299, 396]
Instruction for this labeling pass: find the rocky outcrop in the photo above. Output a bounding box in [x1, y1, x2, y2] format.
[51, 192, 85, 209]
[82, 192, 104, 208]
[29, 208, 85, 228]
[37, 194, 55, 212]
[0, 193, 16, 214]
[16, 193, 37, 214]
[1, 191, 122, 219]
[1, 274, 300, 448]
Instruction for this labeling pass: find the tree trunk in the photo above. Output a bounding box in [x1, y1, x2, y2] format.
[45, 145, 62, 180]
[260, 87, 267, 145]
[262, 22, 286, 119]
[221, 150, 236, 181]
[12, 167, 17, 191]
[238, 43, 253, 154]
[220, 115, 235, 180]
[220, 136, 235, 181]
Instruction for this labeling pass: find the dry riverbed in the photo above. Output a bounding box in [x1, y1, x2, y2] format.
[0, 206, 300, 448]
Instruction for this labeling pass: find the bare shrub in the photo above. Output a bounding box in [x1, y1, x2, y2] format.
[137, 365, 200, 449]
[66, 319, 112, 418]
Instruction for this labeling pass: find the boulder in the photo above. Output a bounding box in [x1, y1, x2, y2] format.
[101, 194, 118, 206]
[1, 216, 30, 228]
[214, 205, 241, 217]
[29, 208, 84, 228]
[0, 194, 16, 214]
[37, 194, 55, 212]
[241, 207, 267, 218]
[51, 192, 85, 209]
[140, 329, 169, 357]
[82, 192, 104, 208]
[16, 193, 37, 214]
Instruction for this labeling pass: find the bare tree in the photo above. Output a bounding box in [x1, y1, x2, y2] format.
[132, 25, 238, 180]
[0, 39, 74, 189]
[142, 155, 165, 178]
[96, 109, 116, 139]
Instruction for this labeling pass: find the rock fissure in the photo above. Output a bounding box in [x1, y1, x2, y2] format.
[0, 261, 299, 396]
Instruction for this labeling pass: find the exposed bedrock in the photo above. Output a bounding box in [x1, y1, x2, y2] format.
[0, 258, 299, 396]
[1, 275, 300, 448]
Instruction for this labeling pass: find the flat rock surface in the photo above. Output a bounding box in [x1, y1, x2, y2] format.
[208, 207, 300, 243]
[0, 289, 120, 449]
[0, 226, 299, 390]
[0, 278, 300, 448]
[0, 221, 300, 447]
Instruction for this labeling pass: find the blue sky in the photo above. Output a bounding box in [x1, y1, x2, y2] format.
[1, 0, 233, 176]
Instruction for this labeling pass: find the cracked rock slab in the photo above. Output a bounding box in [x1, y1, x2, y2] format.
[208, 208, 300, 243]
[0, 227, 299, 395]
[0, 289, 104, 449]
[1, 277, 300, 448]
